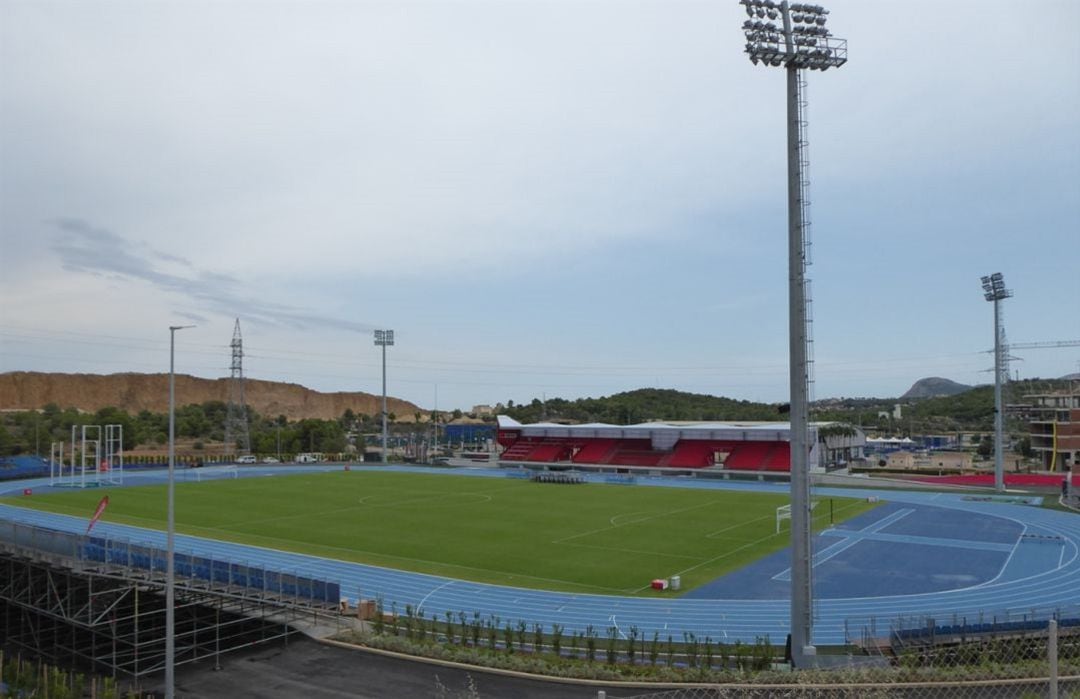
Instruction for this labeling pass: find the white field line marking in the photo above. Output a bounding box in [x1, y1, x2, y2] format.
[704, 513, 775, 539]
[168, 524, 635, 594]
[556, 540, 701, 561]
[33, 487, 624, 594]
[417, 580, 456, 614]
[23, 480, 632, 593]
[354, 491, 493, 509]
[667, 530, 787, 580]
[610, 512, 656, 526]
[227, 490, 496, 529]
[552, 498, 742, 545]
[591, 499, 876, 592]
[979, 523, 1026, 587]
[630, 527, 794, 592]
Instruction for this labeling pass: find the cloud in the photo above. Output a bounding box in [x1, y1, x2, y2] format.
[49, 218, 373, 333]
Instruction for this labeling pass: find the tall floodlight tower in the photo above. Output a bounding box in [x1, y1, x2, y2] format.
[224, 318, 251, 457]
[166, 323, 193, 699]
[374, 329, 394, 463]
[740, 0, 847, 667]
[982, 273, 1012, 493]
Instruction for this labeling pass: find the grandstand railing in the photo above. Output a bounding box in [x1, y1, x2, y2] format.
[0, 519, 341, 609]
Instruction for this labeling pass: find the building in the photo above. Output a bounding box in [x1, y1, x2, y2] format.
[1023, 389, 1080, 471]
[496, 416, 865, 471]
[443, 423, 496, 445]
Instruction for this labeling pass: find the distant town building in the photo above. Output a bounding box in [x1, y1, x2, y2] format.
[1021, 389, 1080, 471]
[471, 404, 494, 416]
[444, 423, 496, 445]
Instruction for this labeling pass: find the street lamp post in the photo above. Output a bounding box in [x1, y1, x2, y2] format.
[740, 0, 847, 668]
[982, 273, 1012, 493]
[374, 330, 395, 463]
[166, 324, 193, 699]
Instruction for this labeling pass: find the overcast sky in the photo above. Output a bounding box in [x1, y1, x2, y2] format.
[1, 0, 1078, 412]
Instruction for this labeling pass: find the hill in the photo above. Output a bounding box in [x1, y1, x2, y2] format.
[0, 372, 423, 422]
[502, 388, 782, 424]
[900, 377, 973, 400]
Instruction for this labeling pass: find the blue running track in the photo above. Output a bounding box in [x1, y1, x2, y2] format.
[2, 465, 1077, 646]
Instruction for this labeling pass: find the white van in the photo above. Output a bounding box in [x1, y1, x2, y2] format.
[295, 453, 322, 463]
[236, 455, 257, 464]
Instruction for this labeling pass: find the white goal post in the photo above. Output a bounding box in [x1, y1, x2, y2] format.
[776, 500, 820, 534]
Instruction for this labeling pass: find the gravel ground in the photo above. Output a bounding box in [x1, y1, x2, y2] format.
[158, 636, 628, 699]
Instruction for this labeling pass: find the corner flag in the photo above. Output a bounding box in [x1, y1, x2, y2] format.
[86, 495, 110, 534]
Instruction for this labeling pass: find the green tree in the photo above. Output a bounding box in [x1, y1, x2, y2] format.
[0, 423, 17, 456]
[1017, 436, 1033, 457]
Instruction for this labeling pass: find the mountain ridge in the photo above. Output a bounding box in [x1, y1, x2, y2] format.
[0, 371, 423, 422]
[900, 377, 974, 400]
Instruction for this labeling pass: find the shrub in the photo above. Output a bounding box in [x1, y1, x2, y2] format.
[552, 623, 564, 658]
[503, 623, 514, 654]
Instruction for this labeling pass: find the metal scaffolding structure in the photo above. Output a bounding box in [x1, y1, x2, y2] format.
[0, 521, 344, 682]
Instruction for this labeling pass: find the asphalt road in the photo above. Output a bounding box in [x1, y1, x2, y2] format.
[163, 636, 629, 699]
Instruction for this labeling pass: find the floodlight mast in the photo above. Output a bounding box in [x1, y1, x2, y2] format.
[740, 0, 847, 668]
[374, 330, 395, 463]
[166, 324, 194, 699]
[981, 273, 1012, 493]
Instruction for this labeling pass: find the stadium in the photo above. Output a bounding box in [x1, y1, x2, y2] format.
[4, 445, 1080, 694]
[495, 415, 866, 471]
[2, 0, 1077, 694]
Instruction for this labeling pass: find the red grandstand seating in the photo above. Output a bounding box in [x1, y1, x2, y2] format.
[501, 434, 791, 471]
[500, 441, 537, 461]
[661, 440, 719, 468]
[526, 441, 573, 462]
[763, 443, 792, 471]
[571, 439, 619, 464]
[724, 442, 779, 470]
[608, 440, 664, 467]
[501, 437, 577, 462]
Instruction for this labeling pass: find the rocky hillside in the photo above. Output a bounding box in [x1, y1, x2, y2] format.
[0, 372, 424, 422]
[900, 376, 974, 400]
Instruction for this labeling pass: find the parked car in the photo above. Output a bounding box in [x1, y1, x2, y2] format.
[262, 457, 280, 464]
[236, 455, 257, 464]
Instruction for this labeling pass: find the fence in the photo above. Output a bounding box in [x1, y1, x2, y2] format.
[602, 619, 1078, 698]
[846, 604, 1080, 653]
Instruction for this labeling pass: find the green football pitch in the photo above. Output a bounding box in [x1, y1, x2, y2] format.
[8, 471, 877, 596]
